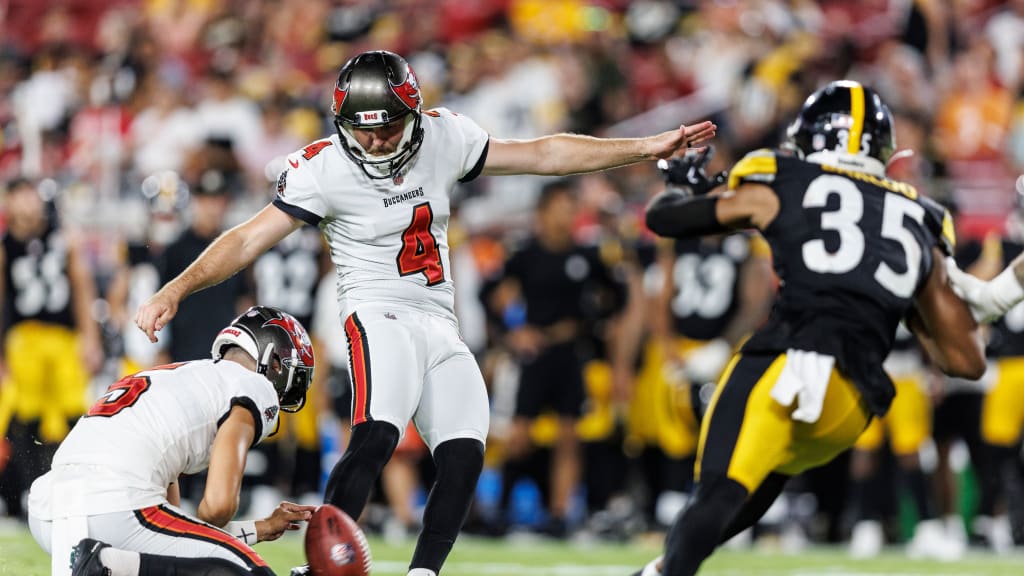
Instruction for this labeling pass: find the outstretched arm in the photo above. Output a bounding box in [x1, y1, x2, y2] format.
[135, 204, 303, 342]
[482, 121, 716, 177]
[946, 252, 1024, 323]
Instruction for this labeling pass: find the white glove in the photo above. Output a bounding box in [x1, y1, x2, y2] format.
[683, 339, 732, 384]
[945, 257, 1024, 324]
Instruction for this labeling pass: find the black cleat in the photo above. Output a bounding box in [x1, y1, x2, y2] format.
[70, 538, 111, 576]
[289, 564, 311, 576]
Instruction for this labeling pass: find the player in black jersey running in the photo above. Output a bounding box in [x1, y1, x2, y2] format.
[635, 81, 985, 576]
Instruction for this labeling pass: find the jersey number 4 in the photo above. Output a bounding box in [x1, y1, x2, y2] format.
[397, 202, 444, 286]
[802, 174, 925, 298]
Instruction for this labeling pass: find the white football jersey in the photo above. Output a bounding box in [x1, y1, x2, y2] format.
[272, 108, 489, 322]
[40, 360, 280, 516]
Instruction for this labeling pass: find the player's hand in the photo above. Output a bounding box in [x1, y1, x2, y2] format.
[647, 121, 717, 160]
[657, 146, 728, 197]
[135, 289, 181, 343]
[945, 257, 1003, 323]
[256, 501, 316, 542]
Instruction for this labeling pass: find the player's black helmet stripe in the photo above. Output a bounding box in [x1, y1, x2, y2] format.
[785, 80, 895, 166]
[212, 306, 315, 413]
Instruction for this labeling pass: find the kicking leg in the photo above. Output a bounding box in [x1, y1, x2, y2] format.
[323, 420, 400, 520]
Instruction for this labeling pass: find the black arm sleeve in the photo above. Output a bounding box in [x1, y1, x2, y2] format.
[644, 190, 730, 238]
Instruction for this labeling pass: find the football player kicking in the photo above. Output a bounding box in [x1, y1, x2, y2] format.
[134, 50, 716, 576]
[28, 306, 317, 576]
[636, 80, 985, 576]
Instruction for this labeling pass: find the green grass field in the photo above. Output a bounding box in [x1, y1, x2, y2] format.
[3, 523, 1024, 576]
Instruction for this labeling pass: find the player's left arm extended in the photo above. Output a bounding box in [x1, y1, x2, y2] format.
[481, 121, 716, 176]
[947, 251, 1024, 323]
[907, 248, 986, 379]
[645, 182, 780, 239]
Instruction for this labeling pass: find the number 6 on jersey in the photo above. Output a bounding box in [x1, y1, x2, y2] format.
[397, 202, 444, 285]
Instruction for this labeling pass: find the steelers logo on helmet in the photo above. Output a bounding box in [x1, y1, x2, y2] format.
[332, 50, 425, 181]
[784, 80, 895, 177]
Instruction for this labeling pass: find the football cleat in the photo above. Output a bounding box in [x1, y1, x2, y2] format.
[70, 538, 111, 576]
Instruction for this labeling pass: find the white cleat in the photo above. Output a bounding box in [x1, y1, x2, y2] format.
[907, 519, 965, 561]
[849, 520, 883, 559]
[987, 515, 1014, 554]
[642, 555, 663, 576]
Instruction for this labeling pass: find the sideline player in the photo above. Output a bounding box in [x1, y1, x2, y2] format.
[134, 50, 716, 576]
[637, 80, 985, 576]
[28, 305, 316, 576]
[0, 177, 103, 518]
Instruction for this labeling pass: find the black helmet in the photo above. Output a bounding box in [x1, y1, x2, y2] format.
[332, 50, 424, 180]
[211, 306, 315, 412]
[785, 80, 895, 174]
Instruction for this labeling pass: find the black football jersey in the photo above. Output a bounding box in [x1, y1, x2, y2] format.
[254, 227, 322, 329]
[668, 234, 757, 341]
[957, 238, 1024, 358]
[3, 220, 75, 330]
[733, 150, 953, 415]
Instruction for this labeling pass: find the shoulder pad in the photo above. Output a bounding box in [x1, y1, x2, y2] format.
[728, 149, 777, 190]
[919, 196, 956, 256]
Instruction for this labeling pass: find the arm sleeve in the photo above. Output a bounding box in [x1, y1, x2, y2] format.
[271, 158, 328, 227]
[645, 191, 728, 238]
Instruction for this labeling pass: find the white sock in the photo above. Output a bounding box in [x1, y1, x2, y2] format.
[407, 569, 437, 576]
[99, 547, 141, 576]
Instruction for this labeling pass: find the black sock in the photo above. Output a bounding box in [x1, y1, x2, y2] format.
[663, 475, 747, 576]
[903, 468, 935, 521]
[323, 421, 400, 520]
[410, 438, 485, 573]
[139, 554, 274, 576]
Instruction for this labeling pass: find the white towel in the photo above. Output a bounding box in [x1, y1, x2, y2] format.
[770, 349, 835, 423]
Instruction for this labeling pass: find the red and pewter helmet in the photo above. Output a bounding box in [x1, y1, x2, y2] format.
[332, 50, 425, 180]
[211, 306, 315, 412]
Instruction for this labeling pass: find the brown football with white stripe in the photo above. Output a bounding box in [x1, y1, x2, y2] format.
[305, 505, 372, 576]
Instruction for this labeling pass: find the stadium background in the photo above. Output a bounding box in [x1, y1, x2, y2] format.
[3, 0, 1024, 573]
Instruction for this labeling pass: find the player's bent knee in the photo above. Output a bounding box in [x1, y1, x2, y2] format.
[433, 438, 485, 486]
[347, 420, 401, 464]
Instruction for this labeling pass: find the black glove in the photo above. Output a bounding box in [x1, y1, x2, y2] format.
[657, 146, 728, 197]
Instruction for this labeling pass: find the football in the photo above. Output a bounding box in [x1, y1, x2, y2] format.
[305, 505, 372, 576]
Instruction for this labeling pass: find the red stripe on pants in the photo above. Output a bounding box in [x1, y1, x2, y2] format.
[345, 314, 370, 425]
[138, 506, 267, 567]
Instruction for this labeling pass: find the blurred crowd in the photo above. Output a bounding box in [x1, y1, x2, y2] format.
[5, 0, 1024, 559]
